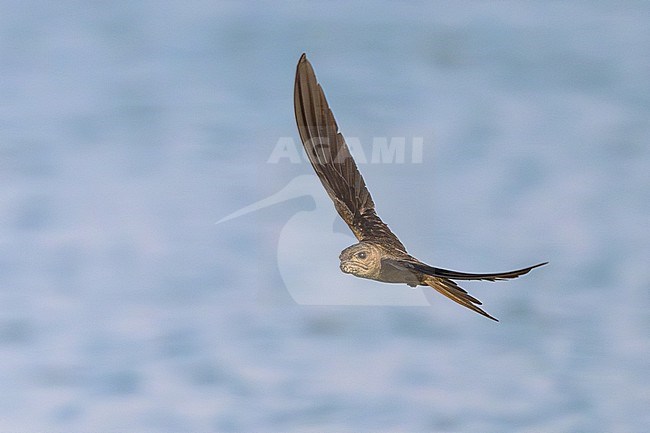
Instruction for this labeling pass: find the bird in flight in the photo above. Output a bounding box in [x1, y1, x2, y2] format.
[293, 53, 546, 321]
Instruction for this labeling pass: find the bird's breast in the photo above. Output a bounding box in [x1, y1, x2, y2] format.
[377, 262, 421, 285]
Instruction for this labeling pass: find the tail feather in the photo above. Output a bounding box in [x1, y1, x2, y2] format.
[423, 276, 498, 321]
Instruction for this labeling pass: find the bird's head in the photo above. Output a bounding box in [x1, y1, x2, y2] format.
[339, 242, 382, 280]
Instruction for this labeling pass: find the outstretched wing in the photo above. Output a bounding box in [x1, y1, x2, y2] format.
[408, 261, 548, 281]
[294, 53, 405, 251]
[383, 259, 548, 321]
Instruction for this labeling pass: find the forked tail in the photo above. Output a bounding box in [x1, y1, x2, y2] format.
[420, 262, 547, 321]
[423, 275, 499, 321]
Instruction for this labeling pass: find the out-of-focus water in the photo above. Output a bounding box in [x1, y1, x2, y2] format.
[1, 1, 649, 432]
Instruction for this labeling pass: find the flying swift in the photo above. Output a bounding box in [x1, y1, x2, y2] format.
[294, 53, 546, 321]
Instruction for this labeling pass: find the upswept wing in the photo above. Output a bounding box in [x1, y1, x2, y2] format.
[294, 53, 405, 251]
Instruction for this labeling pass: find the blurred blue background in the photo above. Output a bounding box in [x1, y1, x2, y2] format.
[2, 1, 649, 432]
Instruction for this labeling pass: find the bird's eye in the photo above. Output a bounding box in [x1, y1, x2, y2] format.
[357, 252, 367, 260]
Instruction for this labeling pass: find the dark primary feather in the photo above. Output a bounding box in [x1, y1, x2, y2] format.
[409, 261, 548, 281]
[386, 258, 548, 321]
[294, 53, 406, 251]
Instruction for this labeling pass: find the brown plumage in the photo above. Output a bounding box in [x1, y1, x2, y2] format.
[294, 53, 546, 321]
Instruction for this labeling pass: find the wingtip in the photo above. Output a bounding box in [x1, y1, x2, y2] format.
[511, 261, 548, 278]
[296, 53, 310, 74]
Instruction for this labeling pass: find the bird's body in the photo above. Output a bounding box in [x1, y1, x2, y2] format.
[294, 53, 546, 321]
